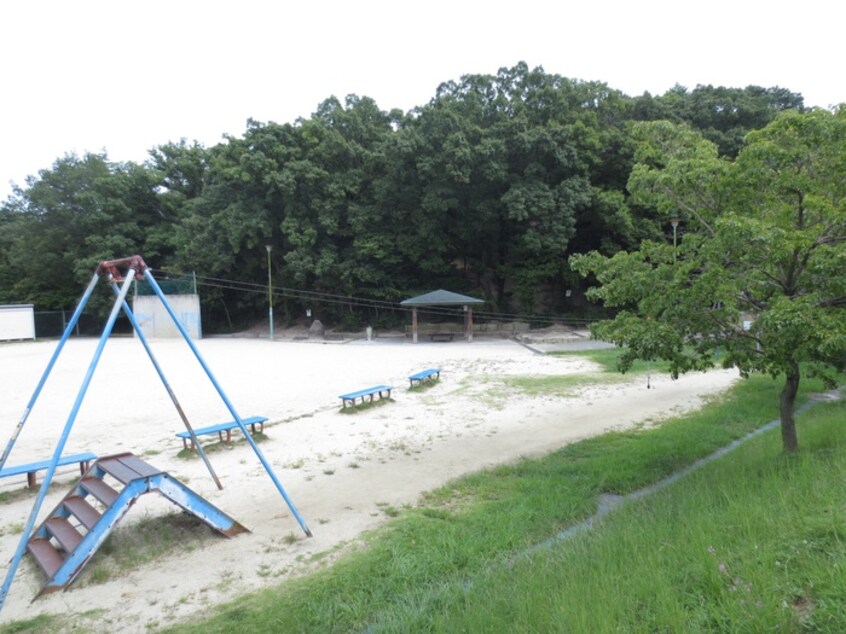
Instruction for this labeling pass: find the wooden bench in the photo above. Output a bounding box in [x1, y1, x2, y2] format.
[175, 416, 267, 450]
[408, 368, 441, 387]
[430, 333, 455, 342]
[0, 452, 97, 488]
[339, 385, 393, 408]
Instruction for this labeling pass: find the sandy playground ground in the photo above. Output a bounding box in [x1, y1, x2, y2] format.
[0, 334, 739, 631]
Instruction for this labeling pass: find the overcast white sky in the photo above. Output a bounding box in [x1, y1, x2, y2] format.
[1, 0, 842, 202]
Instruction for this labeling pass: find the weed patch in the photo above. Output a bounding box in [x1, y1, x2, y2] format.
[408, 377, 440, 392]
[74, 511, 217, 588]
[0, 613, 56, 634]
[338, 398, 393, 414]
[551, 346, 674, 375]
[177, 431, 267, 459]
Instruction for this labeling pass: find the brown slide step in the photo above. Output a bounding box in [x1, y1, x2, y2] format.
[97, 454, 161, 484]
[45, 517, 83, 553]
[27, 538, 64, 578]
[63, 495, 102, 530]
[80, 477, 119, 506]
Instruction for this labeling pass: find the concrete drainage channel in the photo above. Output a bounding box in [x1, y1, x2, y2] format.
[362, 389, 841, 632]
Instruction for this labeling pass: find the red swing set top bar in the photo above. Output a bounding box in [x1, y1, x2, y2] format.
[96, 255, 149, 281]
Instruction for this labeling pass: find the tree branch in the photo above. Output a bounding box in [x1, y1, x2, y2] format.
[817, 295, 846, 308]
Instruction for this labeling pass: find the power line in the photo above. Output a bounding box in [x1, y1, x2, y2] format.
[153, 270, 590, 326]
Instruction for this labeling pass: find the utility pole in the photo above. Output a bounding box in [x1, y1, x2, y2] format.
[265, 245, 274, 340]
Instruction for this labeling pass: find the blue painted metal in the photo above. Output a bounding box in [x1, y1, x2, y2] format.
[110, 283, 223, 490]
[174, 416, 267, 443]
[0, 271, 99, 472]
[0, 270, 134, 612]
[339, 385, 394, 401]
[0, 452, 96, 480]
[155, 474, 248, 536]
[143, 268, 312, 537]
[339, 385, 394, 408]
[41, 477, 148, 593]
[408, 368, 441, 386]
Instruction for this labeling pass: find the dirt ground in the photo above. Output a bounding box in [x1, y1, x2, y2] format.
[0, 334, 738, 632]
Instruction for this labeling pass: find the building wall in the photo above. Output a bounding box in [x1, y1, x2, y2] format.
[0, 304, 36, 341]
[131, 295, 202, 339]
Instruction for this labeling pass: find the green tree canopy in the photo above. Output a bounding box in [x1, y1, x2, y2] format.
[0, 152, 166, 310]
[571, 108, 846, 452]
[0, 64, 814, 331]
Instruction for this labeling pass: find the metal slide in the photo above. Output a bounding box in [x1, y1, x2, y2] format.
[27, 452, 248, 595]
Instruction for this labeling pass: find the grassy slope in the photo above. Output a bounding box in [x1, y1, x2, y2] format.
[424, 399, 846, 633]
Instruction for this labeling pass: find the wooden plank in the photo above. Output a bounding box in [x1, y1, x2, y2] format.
[27, 538, 63, 578]
[0, 452, 98, 479]
[45, 517, 83, 553]
[338, 385, 393, 400]
[113, 454, 162, 478]
[175, 416, 267, 439]
[175, 422, 234, 438]
[97, 457, 142, 484]
[409, 368, 440, 385]
[81, 477, 119, 506]
[430, 333, 454, 342]
[63, 496, 102, 531]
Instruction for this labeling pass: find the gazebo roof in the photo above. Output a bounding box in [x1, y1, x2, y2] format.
[400, 289, 485, 306]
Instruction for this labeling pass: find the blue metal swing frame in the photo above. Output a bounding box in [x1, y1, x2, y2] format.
[0, 255, 310, 612]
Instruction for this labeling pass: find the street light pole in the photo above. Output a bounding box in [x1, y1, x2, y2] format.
[265, 244, 274, 340]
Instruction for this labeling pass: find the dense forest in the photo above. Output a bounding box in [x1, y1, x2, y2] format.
[0, 63, 806, 332]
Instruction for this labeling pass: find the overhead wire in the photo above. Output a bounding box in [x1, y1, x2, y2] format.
[152, 269, 591, 326]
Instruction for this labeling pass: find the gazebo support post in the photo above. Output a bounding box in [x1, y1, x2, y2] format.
[412, 307, 418, 344]
[465, 305, 474, 342]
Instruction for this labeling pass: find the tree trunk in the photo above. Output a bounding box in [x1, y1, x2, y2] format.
[779, 363, 800, 453]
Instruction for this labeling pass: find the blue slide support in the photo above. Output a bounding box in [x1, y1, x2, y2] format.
[110, 284, 223, 490]
[39, 472, 245, 594]
[0, 270, 135, 611]
[143, 268, 312, 537]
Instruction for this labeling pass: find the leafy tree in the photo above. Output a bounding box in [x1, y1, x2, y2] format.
[173, 95, 397, 327]
[636, 84, 805, 157]
[571, 109, 846, 453]
[394, 63, 618, 311]
[0, 152, 166, 311]
[0, 64, 813, 332]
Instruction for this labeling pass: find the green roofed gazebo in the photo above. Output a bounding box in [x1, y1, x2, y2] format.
[400, 289, 485, 343]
